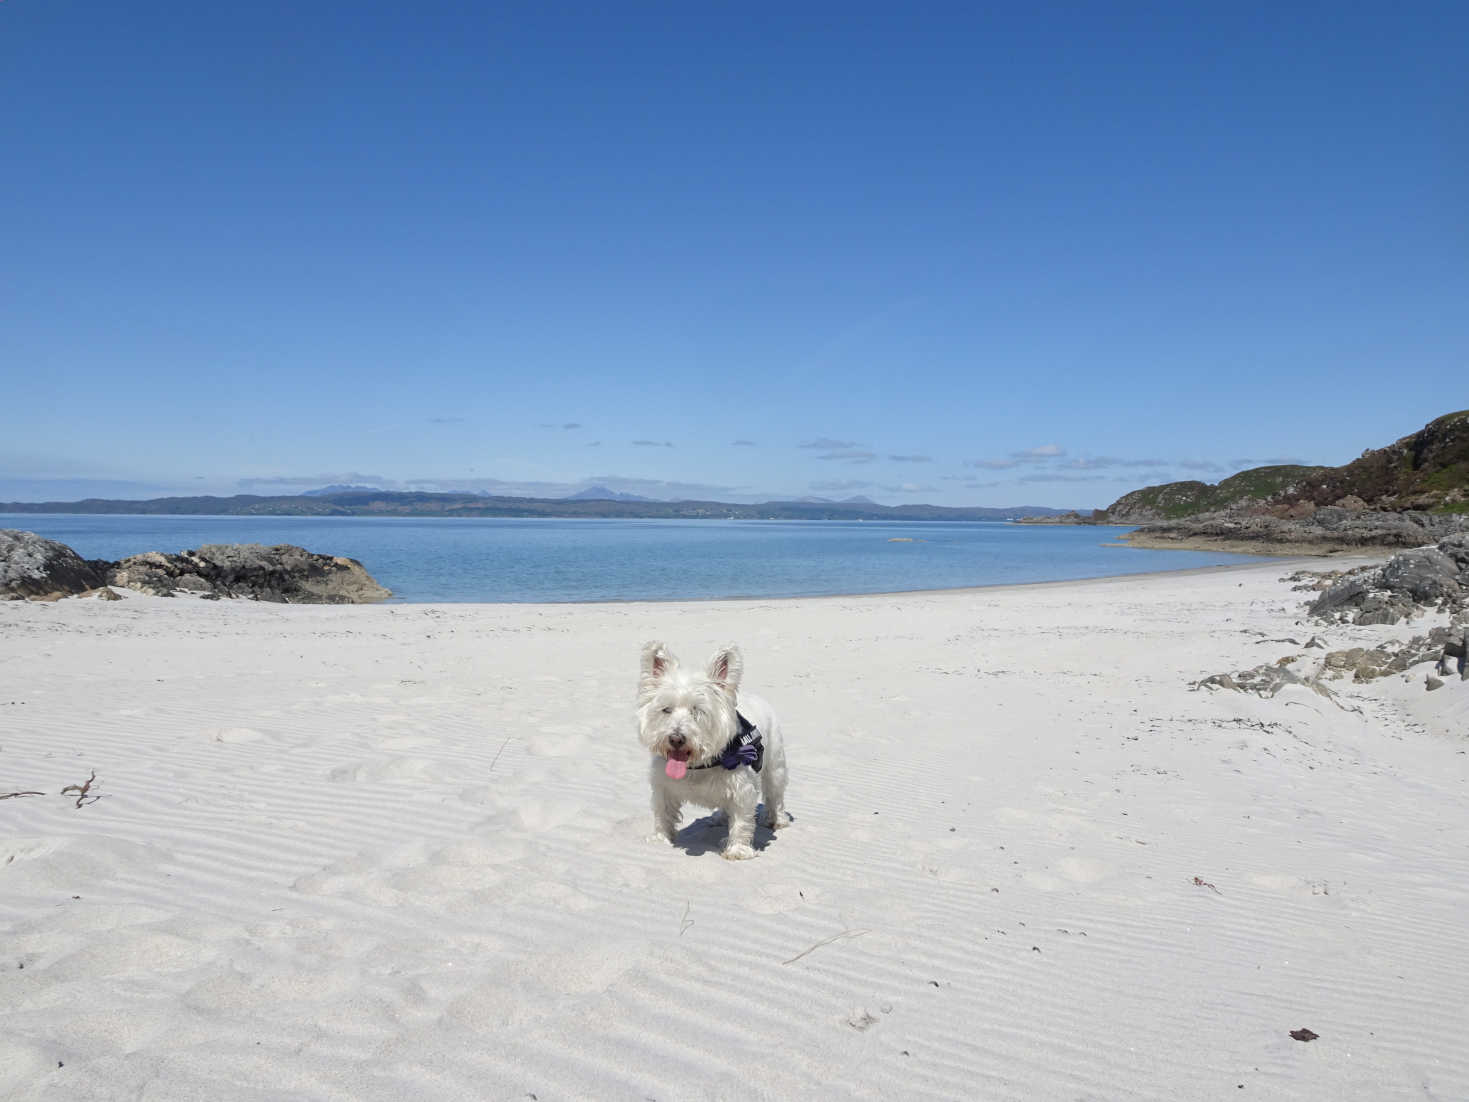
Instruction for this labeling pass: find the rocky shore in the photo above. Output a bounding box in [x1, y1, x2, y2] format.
[1122, 507, 1467, 556]
[1193, 533, 1469, 695]
[0, 529, 391, 603]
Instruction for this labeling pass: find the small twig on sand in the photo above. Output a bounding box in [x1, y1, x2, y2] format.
[488, 737, 512, 773]
[60, 771, 100, 808]
[782, 928, 869, 965]
[1192, 876, 1222, 895]
[1, 791, 46, 800]
[678, 902, 694, 936]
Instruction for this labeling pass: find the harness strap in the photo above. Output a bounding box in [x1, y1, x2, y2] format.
[688, 712, 764, 773]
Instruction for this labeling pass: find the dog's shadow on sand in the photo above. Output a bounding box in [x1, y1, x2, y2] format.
[672, 807, 791, 857]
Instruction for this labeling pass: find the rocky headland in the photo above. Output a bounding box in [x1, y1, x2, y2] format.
[1083, 411, 1469, 555]
[0, 529, 391, 603]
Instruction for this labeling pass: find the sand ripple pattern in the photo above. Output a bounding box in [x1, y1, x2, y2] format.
[3, 575, 1468, 1100]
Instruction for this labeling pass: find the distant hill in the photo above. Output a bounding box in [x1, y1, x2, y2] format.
[787, 494, 880, 505]
[301, 484, 389, 497]
[562, 486, 657, 502]
[0, 490, 1081, 523]
[1101, 411, 1469, 522]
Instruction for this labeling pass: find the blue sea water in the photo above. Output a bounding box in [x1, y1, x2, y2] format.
[1, 514, 1269, 603]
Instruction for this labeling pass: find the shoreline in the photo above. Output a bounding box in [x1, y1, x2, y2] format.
[5, 516, 1323, 606]
[10, 549, 1352, 609]
[391, 552, 1347, 608]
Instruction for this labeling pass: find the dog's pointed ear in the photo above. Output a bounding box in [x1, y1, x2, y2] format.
[641, 641, 678, 685]
[706, 645, 743, 693]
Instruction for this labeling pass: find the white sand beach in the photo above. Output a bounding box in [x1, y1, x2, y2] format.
[3, 560, 1467, 1101]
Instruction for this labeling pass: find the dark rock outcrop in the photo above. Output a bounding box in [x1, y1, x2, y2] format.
[1125, 509, 1467, 556]
[1308, 536, 1469, 625]
[0, 529, 109, 600]
[108, 544, 391, 603]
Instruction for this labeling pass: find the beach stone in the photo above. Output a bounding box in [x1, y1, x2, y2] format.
[1436, 533, 1469, 572]
[1425, 675, 1444, 692]
[108, 543, 390, 603]
[0, 529, 109, 600]
[1309, 575, 1376, 618]
[77, 586, 124, 601]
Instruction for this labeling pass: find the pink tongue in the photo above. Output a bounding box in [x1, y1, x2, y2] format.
[665, 758, 688, 779]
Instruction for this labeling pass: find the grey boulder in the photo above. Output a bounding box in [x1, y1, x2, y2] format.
[0, 529, 109, 600]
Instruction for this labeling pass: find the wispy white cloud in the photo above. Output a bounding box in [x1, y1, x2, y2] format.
[1013, 443, 1065, 460]
[238, 472, 391, 491]
[800, 437, 865, 450]
[632, 440, 674, 448]
[967, 458, 1019, 470]
[1062, 456, 1171, 470]
[732, 439, 757, 446]
[810, 479, 873, 492]
[1228, 456, 1309, 469]
[888, 454, 932, 463]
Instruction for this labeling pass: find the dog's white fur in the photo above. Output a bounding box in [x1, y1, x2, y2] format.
[636, 641, 789, 860]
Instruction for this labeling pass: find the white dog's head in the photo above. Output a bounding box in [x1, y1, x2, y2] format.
[636, 641, 743, 766]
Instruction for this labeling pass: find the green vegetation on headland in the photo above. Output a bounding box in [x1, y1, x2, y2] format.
[1105, 465, 1329, 522]
[0, 491, 1074, 523]
[1102, 411, 1469, 524]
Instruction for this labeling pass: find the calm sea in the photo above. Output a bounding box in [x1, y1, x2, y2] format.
[1, 514, 1268, 603]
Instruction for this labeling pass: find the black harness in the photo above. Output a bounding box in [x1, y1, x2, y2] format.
[687, 712, 764, 773]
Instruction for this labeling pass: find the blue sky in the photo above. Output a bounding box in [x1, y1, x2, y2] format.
[2, 1, 1464, 507]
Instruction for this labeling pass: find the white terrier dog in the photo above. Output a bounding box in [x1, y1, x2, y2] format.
[636, 641, 789, 860]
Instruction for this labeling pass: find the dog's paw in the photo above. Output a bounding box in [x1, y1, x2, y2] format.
[721, 843, 756, 861]
[645, 831, 674, 846]
[763, 811, 790, 831]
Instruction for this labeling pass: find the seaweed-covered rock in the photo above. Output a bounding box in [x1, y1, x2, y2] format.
[108, 544, 390, 603]
[1130, 508, 1467, 554]
[0, 529, 109, 600]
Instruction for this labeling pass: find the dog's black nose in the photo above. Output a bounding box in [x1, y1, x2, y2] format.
[668, 733, 686, 749]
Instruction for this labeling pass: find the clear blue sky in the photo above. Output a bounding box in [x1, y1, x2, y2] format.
[3, 1, 1464, 507]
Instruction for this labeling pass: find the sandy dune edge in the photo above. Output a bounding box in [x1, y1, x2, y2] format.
[3, 562, 1467, 1100]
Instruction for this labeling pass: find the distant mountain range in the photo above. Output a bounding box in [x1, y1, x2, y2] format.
[0, 488, 1079, 523]
[561, 485, 656, 502]
[300, 484, 397, 497]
